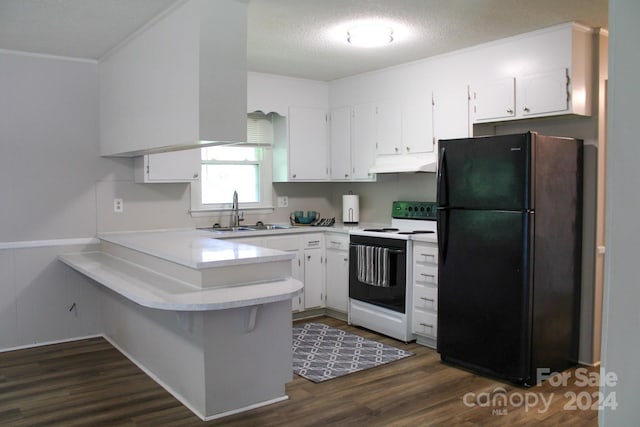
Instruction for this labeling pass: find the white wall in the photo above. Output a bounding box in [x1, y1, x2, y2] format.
[0, 52, 131, 350]
[600, 0, 640, 425]
[0, 53, 131, 241]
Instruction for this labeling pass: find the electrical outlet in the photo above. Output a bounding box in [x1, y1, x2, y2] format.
[113, 198, 123, 213]
[277, 196, 289, 208]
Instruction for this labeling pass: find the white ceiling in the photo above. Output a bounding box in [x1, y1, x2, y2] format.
[0, 0, 608, 81]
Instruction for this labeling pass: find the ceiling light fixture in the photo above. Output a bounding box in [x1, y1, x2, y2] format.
[347, 24, 394, 48]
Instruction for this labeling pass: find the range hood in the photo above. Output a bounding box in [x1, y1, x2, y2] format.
[369, 152, 438, 174]
[99, 0, 248, 157]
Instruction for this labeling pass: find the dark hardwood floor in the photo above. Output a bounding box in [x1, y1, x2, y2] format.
[0, 316, 599, 426]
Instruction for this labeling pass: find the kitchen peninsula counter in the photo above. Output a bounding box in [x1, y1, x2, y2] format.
[58, 229, 303, 421]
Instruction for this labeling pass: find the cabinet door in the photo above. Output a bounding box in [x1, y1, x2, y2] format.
[330, 107, 352, 180]
[325, 249, 349, 313]
[433, 84, 470, 144]
[259, 235, 304, 311]
[138, 149, 201, 183]
[402, 92, 434, 154]
[291, 251, 304, 312]
[352, 103, 376, 180]
[303, 249, 324, 309]
[288, 106, 328, 180]
[518, 68, 569, 117]
[375, 103, 402, 155]
[472, 77, 515, 122]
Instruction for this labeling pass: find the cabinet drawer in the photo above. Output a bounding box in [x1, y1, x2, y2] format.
[326, 234, 348, 250]
[413, 310, 438, 338]
[302, 234, 323, 249]
[413, 243, 438, 265]
[414, 264, 437, 286]
[414, 286, 437, 313]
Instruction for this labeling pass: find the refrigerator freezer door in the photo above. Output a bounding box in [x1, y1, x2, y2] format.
[437, 209, 533, 382]
[438, 133, 531, 211]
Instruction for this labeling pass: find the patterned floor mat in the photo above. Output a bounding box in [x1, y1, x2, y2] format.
[292, 322, 414, 383]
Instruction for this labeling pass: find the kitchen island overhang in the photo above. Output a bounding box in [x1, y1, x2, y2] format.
[59, 230, 303, 421]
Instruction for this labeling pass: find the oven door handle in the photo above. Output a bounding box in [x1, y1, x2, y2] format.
[349, 244, 404, 254]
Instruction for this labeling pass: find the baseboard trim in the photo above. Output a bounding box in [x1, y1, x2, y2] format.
[0, 334, 103, 353]
[293, 307, 347, 322]
[201, 395, 289, 422]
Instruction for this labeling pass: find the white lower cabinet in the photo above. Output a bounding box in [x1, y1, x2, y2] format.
[246, 233, 324, 312]
[324, 233, 349, 313]
[412, 241, 438, 348]
[301, 234, 324, 310]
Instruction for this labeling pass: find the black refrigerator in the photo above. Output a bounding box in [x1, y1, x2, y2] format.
[436, 132, 582, 386]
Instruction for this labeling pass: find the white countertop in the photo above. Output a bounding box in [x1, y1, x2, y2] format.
[410, 233, 438, 244]
[59, 251, 303, 311]
[98, 229, 296, 270]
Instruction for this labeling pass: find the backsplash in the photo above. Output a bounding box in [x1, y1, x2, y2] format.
[95, 174, 437, 233]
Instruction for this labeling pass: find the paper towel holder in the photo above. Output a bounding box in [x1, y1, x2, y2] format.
[342, 192, 360, 224]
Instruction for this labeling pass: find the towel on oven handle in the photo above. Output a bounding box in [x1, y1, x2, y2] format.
[356, 244, 390, 287]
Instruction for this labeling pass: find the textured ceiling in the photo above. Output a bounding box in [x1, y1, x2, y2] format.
[0, 0, 608, 81]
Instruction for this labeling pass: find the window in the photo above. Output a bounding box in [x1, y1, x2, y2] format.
[190, 113, 274, 212]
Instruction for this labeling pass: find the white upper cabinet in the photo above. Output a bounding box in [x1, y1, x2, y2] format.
[471, 24, 593, 124]
[134, 149, 201, 183]
[375, 103, 403, 155]
[471, 77, 516, 122]
[99, 0, 247, 156]
[351, 103, 377, 180]
[273, 106, 328, 181]
[402, 93, 435, 154]
[328, 104, 376, 181]
[433, 84, 471, 143]
[518, 68, 569, 116]
[472, 70, 570, 122]
[330, 107, 352, 180]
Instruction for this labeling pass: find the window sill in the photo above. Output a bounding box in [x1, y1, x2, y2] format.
[189, 206, 275, 217]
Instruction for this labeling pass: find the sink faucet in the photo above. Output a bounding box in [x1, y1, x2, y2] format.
[231, 190, 242, 227]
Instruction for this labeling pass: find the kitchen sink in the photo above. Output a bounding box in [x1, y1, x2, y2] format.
[197, 224, 292, 233]
[248, 224, 292, 231]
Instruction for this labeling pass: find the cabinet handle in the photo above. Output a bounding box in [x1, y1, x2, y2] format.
[343, 257, 348, 262]
[395, 147, 399, 152]
[420, 273, 435, 279]
[419, 323, 434, 328]
[406, 146, 410, 152]
[523, 106, 530, 113]
[193, 173, 199, 179]
[420, 297, 435, 303]
[506, 108, 514, 114]
[345, 173, 349, 178]
[292, 174, 297, 178]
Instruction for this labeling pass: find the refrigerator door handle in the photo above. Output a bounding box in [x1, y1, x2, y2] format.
[437, 146, 448, 207]
[437, 208, 448, 263]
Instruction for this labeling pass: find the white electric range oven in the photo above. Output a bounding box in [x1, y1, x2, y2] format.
[348, 201, 437, 342]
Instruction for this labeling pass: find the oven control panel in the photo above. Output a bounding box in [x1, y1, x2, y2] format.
[392, 201, 437, 220]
